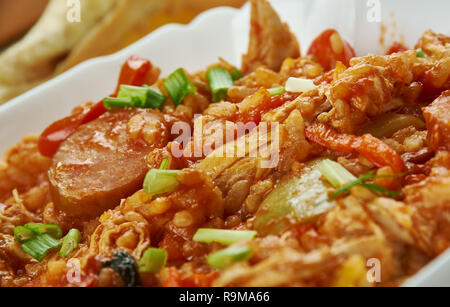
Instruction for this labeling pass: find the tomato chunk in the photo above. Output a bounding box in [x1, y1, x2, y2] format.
[307, 29, 356, 71]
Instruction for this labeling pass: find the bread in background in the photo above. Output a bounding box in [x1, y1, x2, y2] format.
[0, 0, 49, 46]
[0, 0, 246, 104]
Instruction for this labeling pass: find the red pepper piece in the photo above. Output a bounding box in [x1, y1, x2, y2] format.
[38, 56, 152, 157]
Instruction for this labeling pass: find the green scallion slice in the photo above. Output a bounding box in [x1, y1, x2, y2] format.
[318, 159, 357, 188]
[138, 248, 168, 273]
[207, 246, 252, 270]
[206, 67, 233, 102]
[164, 68, 197, 106]
[24, 223, 63, 239]
[143, 169, 180, 195]
[193, 229, 257, 245]
[118, 85, 149, 107]
[231, 68, 244, 81]
[104, 97, 135, 110]
[21, 234, 62, 261]
[13, 226, 35, 243]
[59, 229, 82, 258]
[416, 48, 425, 58]
[267, 86, 285, 96]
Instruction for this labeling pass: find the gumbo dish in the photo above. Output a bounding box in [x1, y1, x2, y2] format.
[0, 0, 449, 287]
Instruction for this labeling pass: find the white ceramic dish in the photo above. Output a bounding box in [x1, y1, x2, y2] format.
[0, 0, 449, 286]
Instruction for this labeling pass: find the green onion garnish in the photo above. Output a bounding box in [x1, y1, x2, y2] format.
[138, 248, 168, 273]
[318, 159, 357, 188]
[267, 86, 285, 97]
[21, 234, 62, 261]
[143, 160, 180, 195]
[13, 226, 35, 243]
[104, 97, 136, 110]
[206, 67, 233, 102]
[207, 246, 253, 269]
[164, 68, 197, 106]
[24, 223, 63, 239]
[59, 229, 82, 258]
[416, 48, 425, 58]
[118, 85, 149, 107]
[231, 68, 244, 81]
[193, 229, 257, 245]
[143, 169, 180, 195]
[318, 170, 404, 204]
[117, 85, 166, 109]
[159, 158, 169, 170]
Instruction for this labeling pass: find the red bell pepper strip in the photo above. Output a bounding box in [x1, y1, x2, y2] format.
[305, 123, 405, 173]
[38, 56, 152, 157]
[307, 29, 356, 71]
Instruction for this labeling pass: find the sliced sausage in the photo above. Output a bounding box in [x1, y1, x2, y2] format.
[423, 90, 450, 152]
[49, 109, 168, 218]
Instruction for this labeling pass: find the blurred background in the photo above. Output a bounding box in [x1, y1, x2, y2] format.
[0, 0, 246, 104]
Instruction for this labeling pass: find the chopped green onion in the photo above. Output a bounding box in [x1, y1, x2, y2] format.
[59, 229, 82, 258]
[159, 158, 170, 170]
[104, 96, 135, 110]
[318, 159, 357, 188]
[143, 169, 180, 195]
[416, 48, 425, 58]
[319, 171, 404, 204]
[139, 248, 168, 273]
[267, 86, 285, 97]
[118, 85, 149, 107]
[145, 87, 166, 109]
[231, 68, 244, 81]
[24, 223, 63, 239]
[13, 226, 35, 243]
[102, 251, 141, 287]
[207, 246, 252, 269]
[21, 234, 62, 261]
[112, 85, 166, 109]
[164, 68, 197, 106]
[206, 67, 234, 102]
[193, 229, 257, 245]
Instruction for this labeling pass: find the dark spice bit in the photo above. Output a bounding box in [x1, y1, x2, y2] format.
[102, 250, 141, 287]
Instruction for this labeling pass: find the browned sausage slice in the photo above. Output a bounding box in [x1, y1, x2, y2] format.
[49, 109, 168, 218]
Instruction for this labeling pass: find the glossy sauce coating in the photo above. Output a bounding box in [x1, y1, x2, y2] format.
[49, 109, 167, 218]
